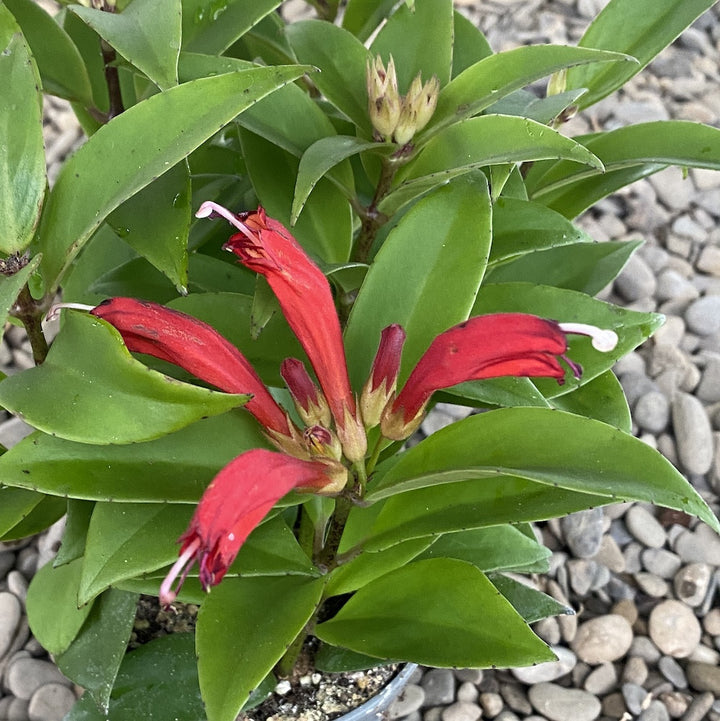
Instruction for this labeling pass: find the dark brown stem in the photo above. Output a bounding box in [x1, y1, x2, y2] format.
[101, 39, 124, 120]
[12, 286, 50, 365]
[351, 160, 396, 264]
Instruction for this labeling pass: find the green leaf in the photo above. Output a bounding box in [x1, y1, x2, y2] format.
[56, 589, 139, 713]
[345, 174, 492, 387]
[0, 312, 248, 444]
[292, 136, 387, 224]
[0, 486, 45, 536]
[370, 0, 453, 89]
[316, 558, 554, 667]
[384, 116, 602, 214]
[66, 634, 206, 721]
[425, 45, 631, 139]
[567, 0, 717, 108]
[487, 88, 588, 126]
[107, 162, 190, 290]
[528, 121, 720, 218]
[197, 575, 325, 721]
[366, 408, 720, 533]
[314, 644, 389, 673]
[490, 573, 571, 623]
[551, 369, 631, 432]
[26, 559, 94, 656]
[486, 239, 642, 295]
[471, 282, 663, 395]
[0, 494, 65, 540]
[79, 503, 192, 604]
[489, 198, 591, 267]
[38, 65, 313, 292]
[441, 376, 551, 409]
[0, 256, 41, 333]
[0, 4, 46, 255]
[341, 0, 397, 42]
[182, 0, 281, 54]
[417, 525, 550, 572]
[70, 0, 180, 91]
[54, 500, 94, 566]
[286, 20, 372, 133]
[451, 10, 492, 77]
[0, 411, 268, 502]
[3, 0, 92, 103]
[239, 129, 353, 263]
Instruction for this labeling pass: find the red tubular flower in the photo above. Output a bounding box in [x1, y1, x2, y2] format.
[381, 313, 617, 440]
[91, 298, 294, 440]
[360, 324, 406, 428]
[159, 449, 347, 605]
[196, 202, 367, 461]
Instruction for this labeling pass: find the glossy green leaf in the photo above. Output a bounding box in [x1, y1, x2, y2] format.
[567, 0, 717, 108]
[417, 525, 550, 572]
[292, 136, 388, 224]
[551, 369, 631, 432]
[38, 65, 312, 292]
[452, 10, 493, 77]
[370, 0, 453, 89]
[3, 0, 92, 103]
[487, 87, 588, 125]
[486, 240, 642, 295]
[230, 11, 294, 67]
[0, 411, 268, 502]
[0, 256, 41, 332]
[326, 537, 433, 596]
[57, 589, 138, 713]
[384, 116, 602, 214]
[54, 500, 94, 567]
[341, 0, 397, 42]
[0, 5, 45, 254]
[490, 573, 572, 623]
[108, 162, 190, 290]
[0, 486, 45, 536]
[345, 175, 492, 387]
[0, 312, 248, 444]
[314, 644, 389, 673]
[441, 376, 550, 409]
[71, 0, 180, 90]
[286, 20, 372, 133]
[489, 198, 591, 267]
[528, 121, 720, 217]
[424, 45, 631, 139]
[316, 558, 554, 667]
[26, 559, 94, 656]
[366, 475, 609, 552]
[0, 494, 65, 540]
[239, 129, 353, 263]
[182, 0, 281, 54]
[197, 575, 325, 721]
[471, 282, 663, 395]
[66, 634, 206, 721]
[79, 503, 192, 604]
[366, 408, 720, 534]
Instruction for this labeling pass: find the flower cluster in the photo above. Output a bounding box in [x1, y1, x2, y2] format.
[80, 204, 617, 605]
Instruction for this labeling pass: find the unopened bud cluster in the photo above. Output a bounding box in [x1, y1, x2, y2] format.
[366, 55, 440, 145]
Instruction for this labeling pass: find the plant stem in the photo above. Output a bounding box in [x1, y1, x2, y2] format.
[12, 286, 50, 365]
[351, 159, 396, 264]
[366, 435, 385, 475]
[101, 39, 124, 120]
[275, 620, 313, 678]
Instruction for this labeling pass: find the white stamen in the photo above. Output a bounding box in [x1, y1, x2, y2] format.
[559, 322, 619, 352]
[195, 200, 251, 235]
[159, 537, 200, 606]
[46, 302, 94, 322]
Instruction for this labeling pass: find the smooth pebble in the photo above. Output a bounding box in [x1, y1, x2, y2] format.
[28, 683, 77, 721]
[528, 683, 601, 721]
[648, 600, 702, 658]
[571, 615, 634, 664]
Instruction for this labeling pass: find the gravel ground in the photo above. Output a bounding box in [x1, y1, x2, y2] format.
[1, 2, 720, 721]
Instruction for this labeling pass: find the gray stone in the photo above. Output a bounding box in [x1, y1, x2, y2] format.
[659, 656, 688, 689]
[639, 700, 671, 721]
[422, 669, 455, 707]
[454, 669, 483, 684]
[672, 214, 706, 242]
[636, 572, 669, 597]
[648, 600, 702, 659]
[697, 355, 720, 403]
[686, 662, 720, 696]
[388, 684, 425, 719]
[571, 615, 634, 664]
[499, 683, 531, 715]
[28, 683, 77, 721]
[674, 563, 712, 607]
[626, 506, 667, 548]
[561, 508, 605, 559]
[568, 560, 600, 596]
[595, 535, 625, 573]
[672, 393, 714, 475]
[533, 617, 561, 646]
[685, 295, 720, 336]
[584, 662, 618, 695]
[630, 636, 661, 664]
[5, 657, 72, 700]
[659, 691, 690, 718]
[615, 253, 658, 302]
[0, 591, 22, 659]
[642, 548, 682, 579]
[0, 417, 35, 449]
[528, 683, 602, 721]
[697, 245, 720, 277]
[622, 683, 650, 715]
[479, 693, 504, 719]
[681, 692, 715, 721]
[440, 702, 482, 721]
[622, 656, 648, 686]
[7, 570, 29, 603]
[674, 524, 720, 564]
[512, 647, 577, 685]
[635, 391, 671, 434]
[2, 696, 29, 721]
[456, 682, 478, 704]
[649, 168, 695, 211]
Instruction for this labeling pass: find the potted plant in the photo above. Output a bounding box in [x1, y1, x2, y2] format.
[0, 0, 719, 719]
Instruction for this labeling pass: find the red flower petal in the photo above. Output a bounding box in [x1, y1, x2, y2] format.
[91, 298, 292, 437]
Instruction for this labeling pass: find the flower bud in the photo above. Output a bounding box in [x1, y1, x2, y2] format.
[360, 324, 406, 428]
[281, 358, 332, 428]
[366, 55, 402, 140]
[394, 73, 439, 145]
